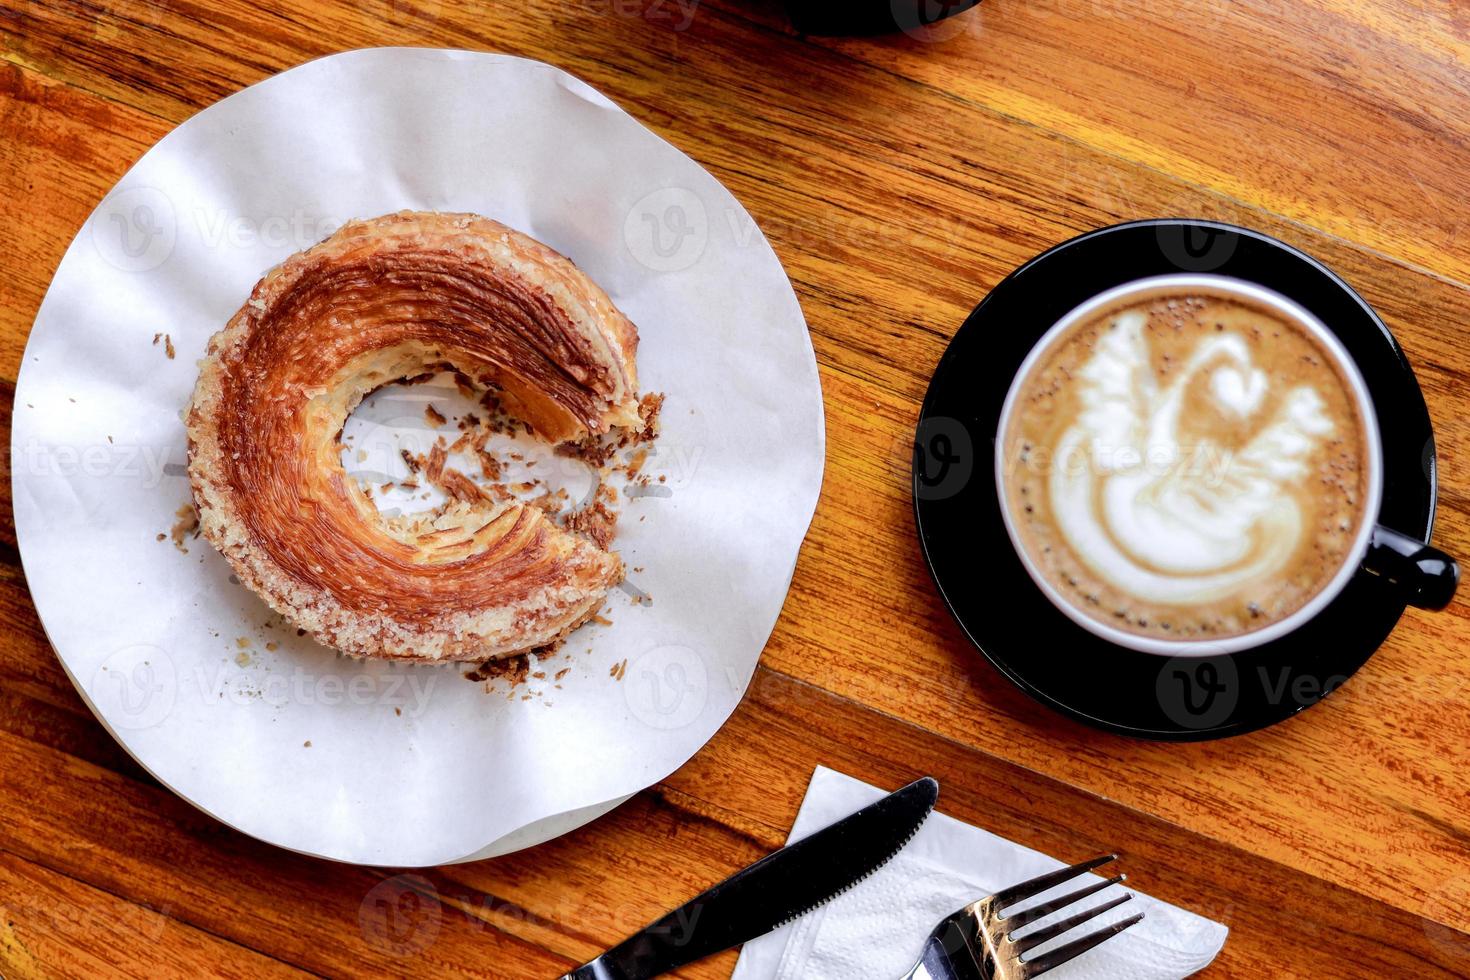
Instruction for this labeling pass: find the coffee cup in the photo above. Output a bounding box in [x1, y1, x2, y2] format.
[994, 273, 1457, 656]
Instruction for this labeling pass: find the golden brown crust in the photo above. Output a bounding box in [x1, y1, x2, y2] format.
[186, 211, 640, 662]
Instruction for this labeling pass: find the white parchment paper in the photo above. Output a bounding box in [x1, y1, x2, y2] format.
[12, 48, 824, 866]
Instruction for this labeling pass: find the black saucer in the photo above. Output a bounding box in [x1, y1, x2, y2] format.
[913, 220, 1438, 740]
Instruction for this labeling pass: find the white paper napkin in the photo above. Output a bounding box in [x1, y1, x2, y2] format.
[734, 768, 1227, 980]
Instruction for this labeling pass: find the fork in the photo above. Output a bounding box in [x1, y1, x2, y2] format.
[901, 854, 1143, 979]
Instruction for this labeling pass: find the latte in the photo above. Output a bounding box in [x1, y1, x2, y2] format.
[999, 284, 1372, 644]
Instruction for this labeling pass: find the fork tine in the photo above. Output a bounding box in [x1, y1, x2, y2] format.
[1009, 893, 1133, 952]
[1021, 912, 1144, 977]
[992, 854, 1118, 907]
[1003, 874, 1126, 929]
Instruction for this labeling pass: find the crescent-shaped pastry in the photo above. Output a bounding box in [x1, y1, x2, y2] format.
[186, 211, 642, 662]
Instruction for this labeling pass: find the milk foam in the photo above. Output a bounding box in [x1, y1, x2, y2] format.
[1050, 311, 1334, 605]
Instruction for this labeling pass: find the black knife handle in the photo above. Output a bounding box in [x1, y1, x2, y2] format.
[562, 907, 705, 980]
[565, 864, 767, 978]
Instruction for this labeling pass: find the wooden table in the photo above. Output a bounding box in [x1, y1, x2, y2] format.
[2, 1, 1468, 976]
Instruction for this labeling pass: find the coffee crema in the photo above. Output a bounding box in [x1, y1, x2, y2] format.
[1000, 292, 1370, 642]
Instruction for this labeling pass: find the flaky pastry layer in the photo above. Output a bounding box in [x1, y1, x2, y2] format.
[186, 211, 640, 661]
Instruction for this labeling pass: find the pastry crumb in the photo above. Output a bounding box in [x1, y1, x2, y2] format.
[170, 503, 200, 553]
[465, 653, 531, 687]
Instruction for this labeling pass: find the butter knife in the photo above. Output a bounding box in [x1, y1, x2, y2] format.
[561, 776, 940, 979]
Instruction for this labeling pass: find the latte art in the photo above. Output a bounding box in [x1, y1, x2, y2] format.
[1002, 292, 1370, 642]
[1054, 310, 1333, 603]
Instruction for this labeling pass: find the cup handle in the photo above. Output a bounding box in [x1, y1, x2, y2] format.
[1363, 525, 1460, 610]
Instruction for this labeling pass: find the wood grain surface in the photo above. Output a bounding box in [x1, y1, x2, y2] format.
[2, 0, 1468, 977]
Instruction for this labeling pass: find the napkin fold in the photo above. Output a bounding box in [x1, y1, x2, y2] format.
[733, 768, 1227, 980]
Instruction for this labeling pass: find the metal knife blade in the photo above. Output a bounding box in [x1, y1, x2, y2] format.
[563, 776, 940, 980]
